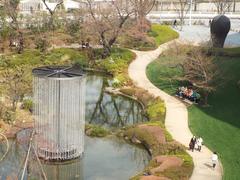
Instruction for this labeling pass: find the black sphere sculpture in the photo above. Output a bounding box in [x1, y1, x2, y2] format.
[210, 15, 231, 48]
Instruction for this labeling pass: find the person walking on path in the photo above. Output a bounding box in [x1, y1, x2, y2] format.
[212, 152, 218, 169]
[173, 19, 177, 28]
[189, 136, 196, 152]
[209, 19, 212, 27]
[197, 137, 203, 152]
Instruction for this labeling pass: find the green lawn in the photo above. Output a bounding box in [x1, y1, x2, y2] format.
[209, 47, 240, 57]
[146, 54, 240, 180]
[118, 24, 179, 51]
[148, 24, 179, 46]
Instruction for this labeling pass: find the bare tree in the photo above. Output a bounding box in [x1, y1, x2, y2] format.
[0, 3, 9, 52]
[0, 64, 32, 111]
[86, 0, 135, 58]
[129, 0, 156, 32]
[181, 48, 220, 104]
[175, 0, 188, 30]
[232, 0, 236, 12]
[42, 0, 63, 30]
[213, 0, 233, 14]
[4, 0, 24, 53]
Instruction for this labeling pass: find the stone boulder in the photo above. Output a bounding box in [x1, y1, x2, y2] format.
[150, 156, 184, 174]
[210, 15, 231, 48]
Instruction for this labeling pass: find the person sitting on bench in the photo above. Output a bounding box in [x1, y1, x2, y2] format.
[176, 87, 201, 103]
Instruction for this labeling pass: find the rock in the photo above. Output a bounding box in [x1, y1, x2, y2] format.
[4, 126, 21, 139]
[0, 120, 9, 131]
[140, 175, 170, 180]
[210, 15, 231, 48]
[118, 132, 124, 137]
[131, 136, 141, 144]
[14, 121, 34, 129]
[105, 87, 120, 95]
[150, 155, 184, 174]
[85, 129, 92, 136]
[138, 124, 166, 144]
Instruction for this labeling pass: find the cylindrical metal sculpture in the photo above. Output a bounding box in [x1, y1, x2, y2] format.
[33, 66, 85, 161]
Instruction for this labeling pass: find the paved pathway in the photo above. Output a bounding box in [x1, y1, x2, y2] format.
[176, 25, 240, 47]
[128, 40, 223, 180]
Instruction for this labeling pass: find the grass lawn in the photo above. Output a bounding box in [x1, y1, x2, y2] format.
[148, 24, 179, 46]
[146, 52, 240, 180]
[118, 24, 179, 51]
[208, 47, 240, 57]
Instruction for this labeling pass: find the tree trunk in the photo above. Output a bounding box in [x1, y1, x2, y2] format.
[180, 13, 184, 31]
[203, 91, 209, 105]
[194, 0, 197, 11]
[233, 0, 236, 12]
[100, 32, 114, 58]
[12, 99, 17, 112]
[17, 31, 24, 54]
[102, 45, 111, 58]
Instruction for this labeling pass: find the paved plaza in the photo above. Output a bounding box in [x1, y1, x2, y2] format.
[175, 24, 240, 47]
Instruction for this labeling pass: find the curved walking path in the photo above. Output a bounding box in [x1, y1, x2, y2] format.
[128, 40, 223, 180]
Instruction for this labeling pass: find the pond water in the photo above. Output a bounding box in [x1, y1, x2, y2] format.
[86, 74, 147, 128]
[0, 74, 149, 179]
[0, 136, 150, 180]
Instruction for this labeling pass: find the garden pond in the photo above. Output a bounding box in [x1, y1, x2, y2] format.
[0, 74, 150, 179]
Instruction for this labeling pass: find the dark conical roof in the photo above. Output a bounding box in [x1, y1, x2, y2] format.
[32, 66, 84, 78]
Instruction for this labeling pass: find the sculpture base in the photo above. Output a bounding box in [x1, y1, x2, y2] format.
[38, 148, 83, 161]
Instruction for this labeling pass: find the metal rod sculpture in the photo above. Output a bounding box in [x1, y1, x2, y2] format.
[33, 66, 85, 161]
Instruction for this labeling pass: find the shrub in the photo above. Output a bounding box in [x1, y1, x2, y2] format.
[22, 99, 33, 112]
[45, 48, 88, 67]
[35, 37, 50, 52]
[96, 48, 134, 86]
[2, 110, 16, 124]
[5, 49, 42, 67]
[0, 102, 7, 120]
[85, 124, 109, 137]
[118, 32, 157, 51]
[65, 20, 81, 37]
[112, 74, 130, 87]
[147, 101, 166, 122]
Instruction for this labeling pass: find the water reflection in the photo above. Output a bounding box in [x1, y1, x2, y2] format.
[86, 75, 147, 128]
[0, 136, 150, 180]
[43, 136, 150, 180]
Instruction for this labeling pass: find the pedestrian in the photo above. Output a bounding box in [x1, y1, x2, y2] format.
[189, 136, 196, 152]
[211, 152, 218, 169]
[173, 19, 177, 28]
[81, 40, 86, 49]
[197, 137, 203, 152]
[209, 19, 212, 27]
